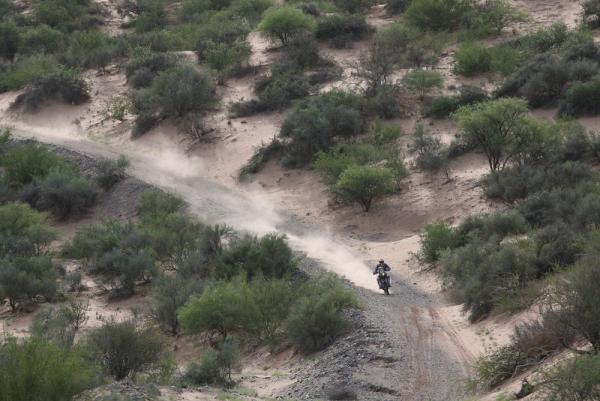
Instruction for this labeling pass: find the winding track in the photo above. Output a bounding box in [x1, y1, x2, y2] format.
[10, 127, 472, 401]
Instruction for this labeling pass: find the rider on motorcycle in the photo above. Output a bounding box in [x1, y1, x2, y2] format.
[373, 259, 391, 289]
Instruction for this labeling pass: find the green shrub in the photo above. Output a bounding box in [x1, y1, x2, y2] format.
[21, 169, 98, 221]
[543, 354, 600, 401]
[217, 233, 297, 279]
[402, 69, 444, 99]
[442, 240, 537, 321]
[315, 13, 370, 47]
[134, 0, 167, 32]
[332, 0, 371, 13]
[335, 165, 395, 212]
[468, 0, 527, 37]
[313, 143, 381, 185]
[408, 124, 450, 177]
[179, 279, 249, 339]
[419, 222, 456, 264]
[238, 139, 283, 179]
[279, 91, 366, 167]
[30, 299, 89, 348]
[258, 6, 316, 46]
[138, 191, 184, 216]
[86, 319, 171, 380]
[427, 96, 460, 119]
[405, 0, 475, 31]
[11, 69, 90, 111]
[184, 340, 240, 387]
[0, 256, 57, 311]
[0, 55, 62, 92]
[32, 0, 104, 32]
[0, 22, 19, 60]
[125, 52, 181, 88]
[1, 144, 68, 187]
[560, 79, 600, 116]
[0, 337, 98, 401]
[96, 156, 130, 190]
[200, 39, 252, 83]
[0, 202, 57, 258]
[285, 274, 359, 353]
[454, 43, 492, 76]
[132, 65, 216, 135]
[19, 25, 64, 55]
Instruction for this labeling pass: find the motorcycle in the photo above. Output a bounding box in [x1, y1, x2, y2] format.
[377, 271, 390, 295]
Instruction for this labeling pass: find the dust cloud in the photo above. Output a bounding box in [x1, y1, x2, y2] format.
[8, 125, 379, 291]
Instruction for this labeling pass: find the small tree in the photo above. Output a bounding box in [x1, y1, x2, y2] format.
[454, 98, 529, 172]
[86, 319, 170, 380]
[179, 279, 247, 339]
[202, 40, 251, 85]
[0, 202, 57, 257]
[478, 0, 528, 35]
[0, 256, 57, 311]
[542, 355, 600, 401]
[150, 274, 202, 335]
[409, 124, 451, 178]
[402, 69, 444, 100]
[258, 6, 316, 46]
[184, 340, 241, 387]
[335, 165, 395, 212]
[1, 144, 68, 187]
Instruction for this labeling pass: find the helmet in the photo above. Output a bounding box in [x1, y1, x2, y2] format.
[379, 259, 384, 263]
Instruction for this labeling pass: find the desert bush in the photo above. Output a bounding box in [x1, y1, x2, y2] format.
[285, 273, 359, 353]
[244, 277, 294, 343]
[549, 260, 600, 353]
[402, 69, 443, 100]
[0, 336, 98, 401]
[133, 0, 167, 32]
[254, 66, 311, 110]
[179, 279, 249, 339]
[19, 25, 64, 55]
[258, 6, 316, 46]
[335, 165, 395, 212]
[201, 39, 252, 84]
[132, 65, 216, 136]
[0, 202, 57, 258]
[217, 233, 297, 279]
[468, 0, 527, 37]
[99, 96, 133, 122]
[96, 156, 130, 190]
[21, 169, 98, 220]
[534, 220, 579, 272]
[427, 96, 460, 119]
[183, 340, 240, 387]
[454, 43, 492, 76]
[419, 222, 457, 264]
[442, 239, 536, 320]
[138, 191, 184, 216]
[484, 162, 592, 203]
[31, 305, 76, 348]
[86, 319, 171, 380]
[0, 54, 63, 92]
[365, 84, 401, 118]
[1, 143, 68, 188]
[11, 68, 90, 111]
[542, 354, 600, 401]
[454, 97, 530, 172]
[0, 256, 57, 311]
[150, 274, 202, 335]
[315, 13, 370, 48]
[279, 91, 366, 167]
[560, 79, 600, 116]
[63, 30, 120, 70]
[31, 0, 104, 32]
[0, 22, 19, 61]
[405, 0, 475, 32]
[125, 52, 181, 88]
[408, 124, 450, 177]
[583, 0, 600, 28]
[332, 0, 371, 13]
[454, 210, 528, 244]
